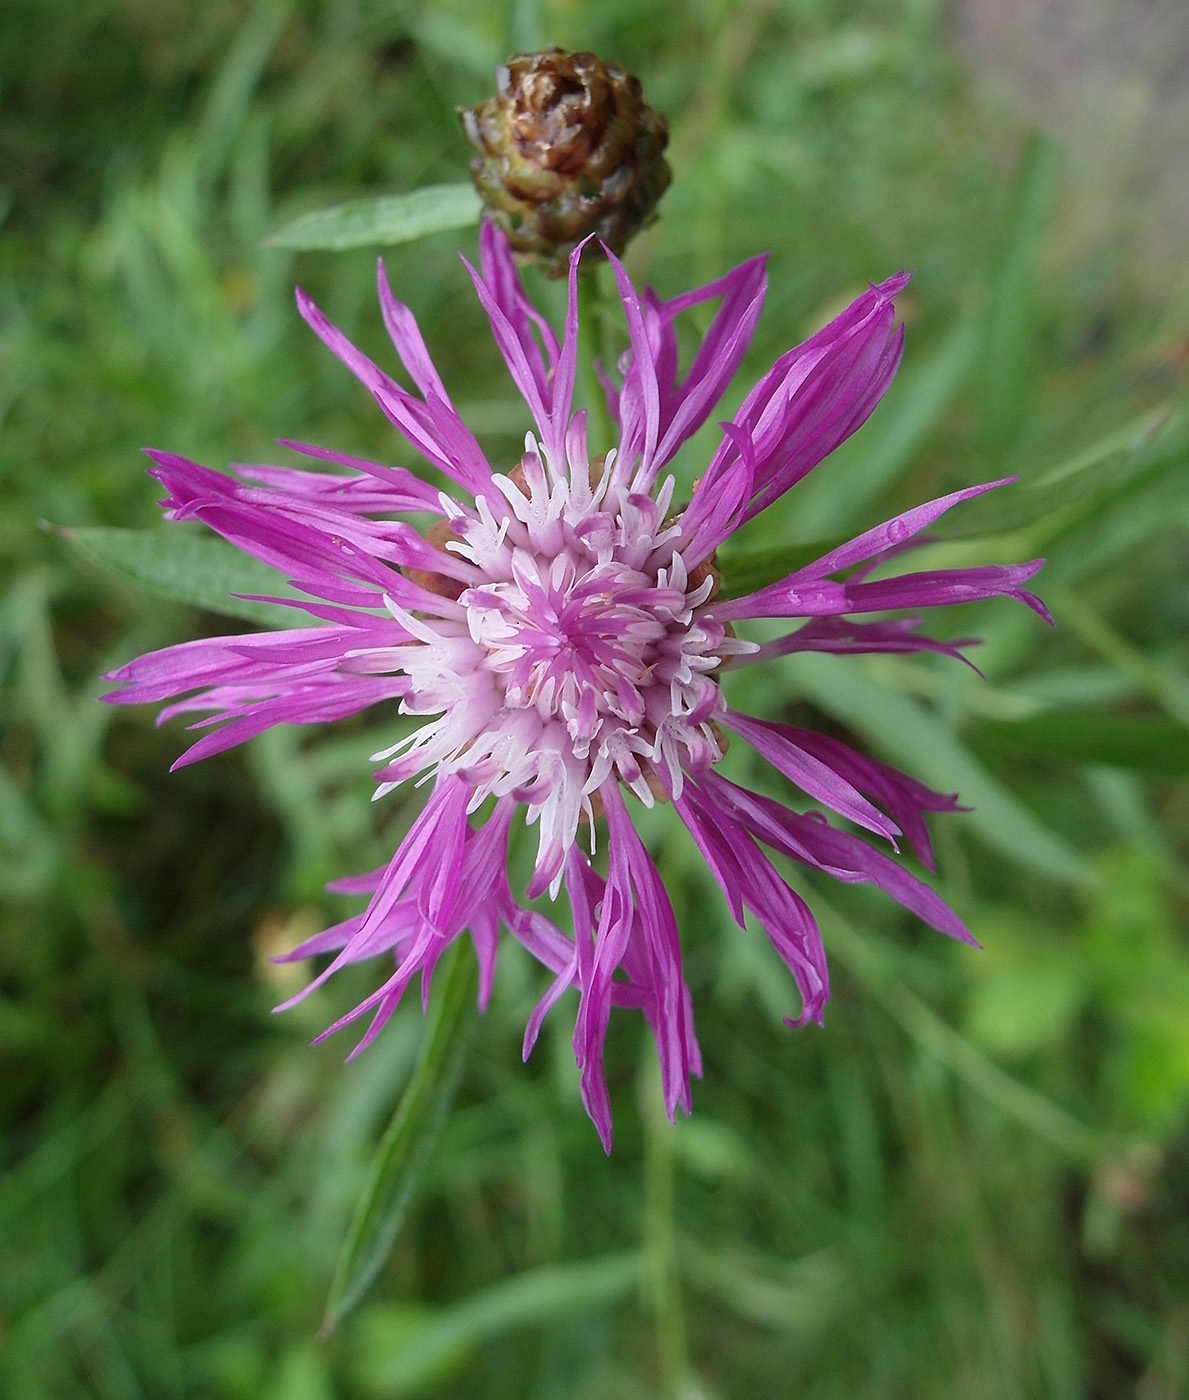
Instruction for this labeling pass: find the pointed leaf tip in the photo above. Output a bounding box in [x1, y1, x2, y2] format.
[63, 526, 307, 627]
[267, 185, 481, 252]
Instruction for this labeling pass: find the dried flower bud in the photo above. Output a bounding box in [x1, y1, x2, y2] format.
[460, 48, 671, 276]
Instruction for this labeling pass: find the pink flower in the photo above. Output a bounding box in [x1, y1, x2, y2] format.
[105, 226, 1049, 1150]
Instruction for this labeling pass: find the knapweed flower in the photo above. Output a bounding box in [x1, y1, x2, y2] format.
[105, 225, 1049, 1149]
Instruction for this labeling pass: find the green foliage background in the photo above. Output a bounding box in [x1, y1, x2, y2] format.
[2, 1, 1187, 1397]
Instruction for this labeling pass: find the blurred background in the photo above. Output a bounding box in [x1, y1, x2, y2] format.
[2, 1, 1187, 1397]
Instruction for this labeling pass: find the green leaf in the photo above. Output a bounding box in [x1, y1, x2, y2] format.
[972, 711, 1189, 775]
[938, 405, 1189, 543]
[323, 939, 480, 1335]
[717, 537, 847, 600]
[813, 891, 1105, 1160]
[977, 131, 1063, 467]
[348, 1254, 643, 1397]
[267, 184, 482, 252]
[677, 1236, 843, 1332]
[774, 652, 1095, 886]
[61, 526, 306, 627]
[197, 0, 292, 196]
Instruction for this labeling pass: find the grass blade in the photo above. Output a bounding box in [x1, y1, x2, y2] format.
[776, 652, 1095, 887]
[717, 537, 848, 600]
[972, 711, 1189, 775]
[197, 0, 292, 196]
[977, 131, 1063, 469]
[348, 1253, 643, 1396]
[812, 890, 1106, 1161]
[939, 405, 1189, 542]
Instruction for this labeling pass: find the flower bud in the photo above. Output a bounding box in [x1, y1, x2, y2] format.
[460, 48, 671, 276]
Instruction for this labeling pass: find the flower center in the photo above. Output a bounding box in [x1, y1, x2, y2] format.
[378, 439, 743, 891]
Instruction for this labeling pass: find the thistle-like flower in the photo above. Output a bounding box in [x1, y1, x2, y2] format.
[460, 48, 670, 275]
[106, 227, 1049, 1149]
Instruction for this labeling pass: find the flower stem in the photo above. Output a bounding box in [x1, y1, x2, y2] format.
[577, 270, 615, 458]
[640, 1046, 691, 1399]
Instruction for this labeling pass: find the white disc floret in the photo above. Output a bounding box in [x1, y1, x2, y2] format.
[372, 432, 753, 895]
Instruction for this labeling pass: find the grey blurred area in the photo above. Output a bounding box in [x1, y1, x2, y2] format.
[954, 0, 1189, 302]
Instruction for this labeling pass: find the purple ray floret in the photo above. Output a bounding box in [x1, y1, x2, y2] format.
[105, 229, 1048, 1150]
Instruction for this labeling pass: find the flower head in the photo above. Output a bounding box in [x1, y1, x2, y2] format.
[460, 49, 671, 275]
[106, 226, 1049, 1150]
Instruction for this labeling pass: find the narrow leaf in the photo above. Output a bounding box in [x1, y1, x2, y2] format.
[267, 184, 481, 252]
[939, 405, 1189, 542]
[972, 711, 1189, 775]
[812, 889, 1105, 1160]
[775, 652, 1095, 887]
[717, 537, 848, 601]
[323, 938, 480, 1335]
[61, 526, 305, 627]
[349, 1254, 643, 1396]
[677, 1236, 842, 1332]
[197, 0, 291, 193]
[977, 131, 1063, 467]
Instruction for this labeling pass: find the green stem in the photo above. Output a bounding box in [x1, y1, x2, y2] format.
[576, 271, 615, 459]
[640, 1047, 690, 1399]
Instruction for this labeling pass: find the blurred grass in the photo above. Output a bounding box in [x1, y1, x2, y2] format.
[2, 1, 1187, 1397]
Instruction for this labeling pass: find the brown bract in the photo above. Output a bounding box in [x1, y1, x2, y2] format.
[459, 48, 671, 277]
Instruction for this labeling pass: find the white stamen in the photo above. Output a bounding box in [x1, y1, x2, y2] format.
[368, 435, 730, 885]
